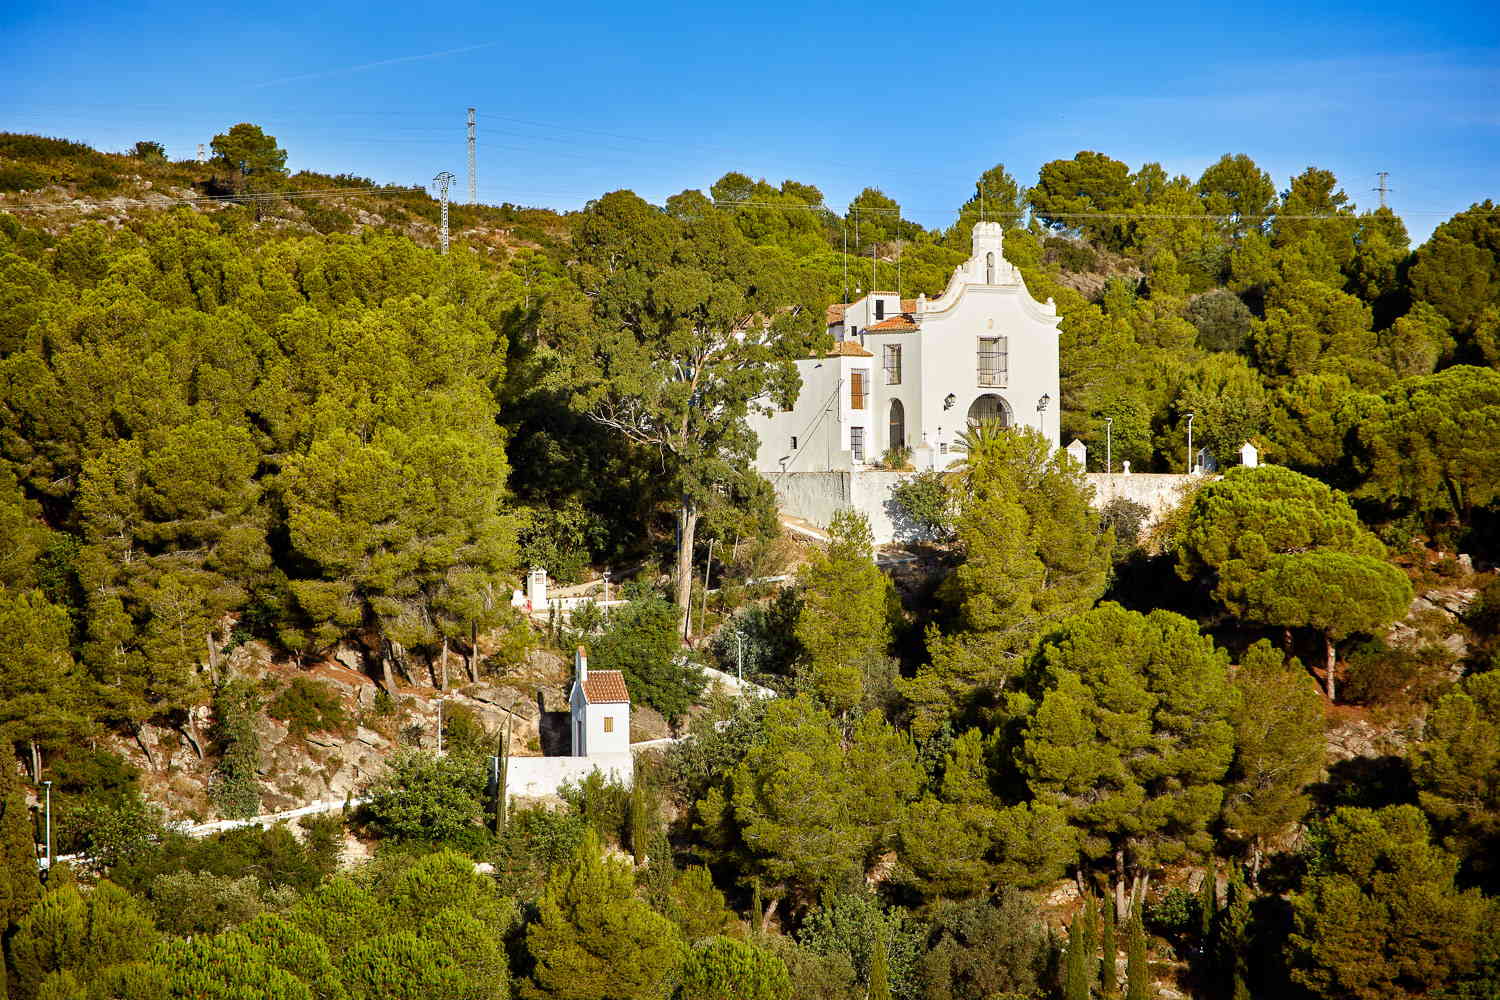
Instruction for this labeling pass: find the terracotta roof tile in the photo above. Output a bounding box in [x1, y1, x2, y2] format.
[867, 314, 919, 332]
[825, 341, 874, 358]
[582, 670, 630, 703]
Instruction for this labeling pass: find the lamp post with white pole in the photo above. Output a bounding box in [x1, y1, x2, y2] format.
[1186, 413, 1196, 474]
[42, 780, 52, 871]
[1104, 417, 1113, 474]
[436, 697, 444, 756]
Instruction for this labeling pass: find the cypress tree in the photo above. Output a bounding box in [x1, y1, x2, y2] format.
[1064, 912, 1090, 1000]
[1217, 865, 1251, 1000]
[869, 929, 891, 1000]
[750, 876, 763, 936]
[1125, 909, 1149, 1000]
[1100, 893, 1118, 998]
[629, 777, 650, 865]
[1197, 866, 1217, 984]
[0, 761, 40, 930]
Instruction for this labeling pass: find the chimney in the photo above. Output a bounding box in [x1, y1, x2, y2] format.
[575, 645, 588, 684]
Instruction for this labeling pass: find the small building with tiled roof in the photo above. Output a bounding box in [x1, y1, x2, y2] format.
[568, 647, 630, 757]
[748, 221, 1060, 475]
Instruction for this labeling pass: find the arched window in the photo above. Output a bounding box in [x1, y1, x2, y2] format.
[889, 399, 906, 451]
[985, 252, 995, 284]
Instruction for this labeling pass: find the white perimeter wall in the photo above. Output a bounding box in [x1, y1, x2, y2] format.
[505, 753, 634, 800]
[773, 469, 1208, 545]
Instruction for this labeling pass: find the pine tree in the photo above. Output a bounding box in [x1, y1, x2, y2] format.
[1125, 909, 1149, 1000]
[793, 509, 894, 716]
[1198, 867, 1217, 954]
[524, 830, 682, 999]
[679, 936, 792, 1000]
[1100, 893, 1118, 997]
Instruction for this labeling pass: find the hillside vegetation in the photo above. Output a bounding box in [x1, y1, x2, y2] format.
[2, 124, 1500, 1000]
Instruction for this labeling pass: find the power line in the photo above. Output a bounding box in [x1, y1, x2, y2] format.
[0, 184, 424, 212]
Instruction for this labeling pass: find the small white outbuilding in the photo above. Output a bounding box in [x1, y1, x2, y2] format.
[568, 646, 630, 757]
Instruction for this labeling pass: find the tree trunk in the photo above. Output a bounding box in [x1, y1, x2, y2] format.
[675, 497, 699, 638]
[1324, 633, 1337, 703]
[468, 622, 480, 683]
[762, 895, 780, 929]
[1250, 843, 1264, 888]
[1115, 850, 1129, 920]
[133, 724, 157, 771]
[439, 638, 449, 692]
[179, 713, 205, 760]
[28, 740, 40, 782]
[1283, 626, 1293, 656]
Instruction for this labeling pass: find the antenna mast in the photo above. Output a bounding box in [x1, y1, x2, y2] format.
[433, 171, 455, 254]
[1373, 171, 1392, 210]
[467, 108, 477, 205]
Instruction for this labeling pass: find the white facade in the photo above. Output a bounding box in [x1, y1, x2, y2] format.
[748, 222, 1061, 474]
[567, 647, 630, 757]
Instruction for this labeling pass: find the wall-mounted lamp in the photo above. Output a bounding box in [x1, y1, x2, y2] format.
[943, 393, 956, 410]
[1037, 393, 1050, 412]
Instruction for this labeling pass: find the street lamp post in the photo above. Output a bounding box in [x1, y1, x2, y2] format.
[1186, 413, 1196, 474]
[1104, 417, 1113, 474]
[735, 630, 745, 684]
[42, 780, 52, 871]
[436, 697, 445, 756]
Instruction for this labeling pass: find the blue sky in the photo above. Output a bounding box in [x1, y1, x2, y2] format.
[3, 1, 1497, 242]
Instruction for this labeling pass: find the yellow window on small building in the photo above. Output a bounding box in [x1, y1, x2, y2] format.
[603, 717, 614, 733]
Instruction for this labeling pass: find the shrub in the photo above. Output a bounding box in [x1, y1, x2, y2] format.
[268, 677, 350, 738]
[890, 469, 956, 541]
[364, 749, 486, 845]
[559, 770, 631, 843]
[0, 162, 50, 192]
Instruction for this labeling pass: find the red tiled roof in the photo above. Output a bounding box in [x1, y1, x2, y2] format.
[582, 670, 630, 703]
[867, 314, 919, 332]
[825, 341, 873, 358]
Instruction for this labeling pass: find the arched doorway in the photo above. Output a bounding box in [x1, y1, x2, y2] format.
[888, 399, 906, 451]
[966, 394, 1012, 428]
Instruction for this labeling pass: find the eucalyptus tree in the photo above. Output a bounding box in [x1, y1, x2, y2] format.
[568, 190, 826, 627]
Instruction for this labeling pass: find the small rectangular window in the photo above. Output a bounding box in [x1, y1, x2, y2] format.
[977, 336, 1009, 386]
[850, 427, 865, 462]
[603, 717, 614, 733]
[874, 298, 885, 321]
[884, 344, 902, 385]
[790, 436, 798, 451]
[850, 370, 867, 410]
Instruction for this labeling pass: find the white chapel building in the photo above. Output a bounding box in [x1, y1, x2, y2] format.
[748, 221, 1061, 475]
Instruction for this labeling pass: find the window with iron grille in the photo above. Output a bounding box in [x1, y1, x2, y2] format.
[884, 344, 902, 385]
[977, 336, 1008, 386]
[850, 370, 868, 409]
[850, 426, 865, 462]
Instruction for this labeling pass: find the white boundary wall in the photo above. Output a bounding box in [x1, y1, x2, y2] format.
[771, 469, 1207, 545]
[505, 753, 634, 799]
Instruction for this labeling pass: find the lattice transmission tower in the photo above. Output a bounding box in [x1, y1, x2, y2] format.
[433, 171, 455, 254]
[467, 108, 477, 205]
